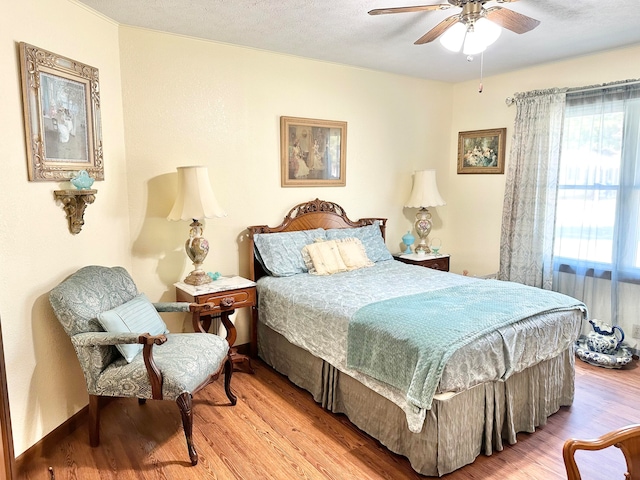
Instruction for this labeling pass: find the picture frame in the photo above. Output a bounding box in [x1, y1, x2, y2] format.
[457, 128, 506, 174]
[19, 42, 103, 182]
[280, 116, 346, 187]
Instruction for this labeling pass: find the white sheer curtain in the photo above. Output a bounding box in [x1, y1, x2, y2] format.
[498, 89, 567, 288]
[553, 82, 640, 327]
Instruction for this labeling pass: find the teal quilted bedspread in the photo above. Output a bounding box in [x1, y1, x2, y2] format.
[347, 279, 586, 410]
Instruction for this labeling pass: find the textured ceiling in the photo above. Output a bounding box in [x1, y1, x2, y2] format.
[76, 0, 640, 83]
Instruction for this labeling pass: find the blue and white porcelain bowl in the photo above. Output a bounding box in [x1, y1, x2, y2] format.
[575, 336, 633, 369]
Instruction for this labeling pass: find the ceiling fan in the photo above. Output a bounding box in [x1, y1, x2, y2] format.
[368, 0, 540, 48]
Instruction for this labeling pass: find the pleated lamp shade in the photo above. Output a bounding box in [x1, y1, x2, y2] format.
[404, 170, 446, 208]
[168, 166, 226, 221]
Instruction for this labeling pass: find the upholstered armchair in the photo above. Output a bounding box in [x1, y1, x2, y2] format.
[49, 265, 236, 466]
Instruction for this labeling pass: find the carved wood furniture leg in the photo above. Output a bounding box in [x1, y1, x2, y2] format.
[176, 392, 198, 466]
[88, 395, 101, 447]
[220, 310, 254, 373]
[224, 357, 237, 405]
[191, 310, 210, 334]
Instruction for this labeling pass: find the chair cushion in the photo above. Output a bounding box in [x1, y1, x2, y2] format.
[93, 333, 229, 401]
[97, 293, 169, 363]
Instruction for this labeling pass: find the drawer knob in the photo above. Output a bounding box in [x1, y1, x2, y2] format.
[221, 297, 235, 308]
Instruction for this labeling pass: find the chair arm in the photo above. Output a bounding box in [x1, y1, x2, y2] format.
[71, 331, 144, 347]
[153, 302, 191, 313]
[139, 333, 167, 400]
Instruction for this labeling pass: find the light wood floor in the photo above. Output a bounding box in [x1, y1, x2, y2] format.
[17, 357, 639, 480]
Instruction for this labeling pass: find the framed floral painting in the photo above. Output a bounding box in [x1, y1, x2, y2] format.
[457, 128, 506, 174]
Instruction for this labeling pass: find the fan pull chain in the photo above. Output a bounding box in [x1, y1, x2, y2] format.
[478, 51, 484, 93]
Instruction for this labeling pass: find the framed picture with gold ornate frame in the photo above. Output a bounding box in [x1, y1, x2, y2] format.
[280, 116, 347, 187]
[19, 42, 103, 182]
[457, 128, 506, 174]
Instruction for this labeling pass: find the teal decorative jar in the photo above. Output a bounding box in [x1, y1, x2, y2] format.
[402, 231, 415, 254]
[71, 170, 95, 190]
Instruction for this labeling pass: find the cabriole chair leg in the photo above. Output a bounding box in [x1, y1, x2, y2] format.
[176, 392, 197, 465]
[224, 358, 237, 405]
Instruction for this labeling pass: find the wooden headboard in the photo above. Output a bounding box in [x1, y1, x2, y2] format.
[247, 198, 387, 282]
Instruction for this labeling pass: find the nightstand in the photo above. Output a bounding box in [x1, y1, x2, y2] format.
[175, 276, 257, 373]
[393, 253, 450, 272]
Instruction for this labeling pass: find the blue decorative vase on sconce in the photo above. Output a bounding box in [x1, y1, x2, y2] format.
[71, 170, 95, 190]
[402, 231, 415, 254]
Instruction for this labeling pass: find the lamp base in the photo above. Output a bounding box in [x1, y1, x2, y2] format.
[184, 269, 211, 286]
[183, 220, 212, 285]
[414, 207, 432, 254]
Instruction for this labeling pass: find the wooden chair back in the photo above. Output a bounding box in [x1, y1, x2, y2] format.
[563, 424, 640, 479]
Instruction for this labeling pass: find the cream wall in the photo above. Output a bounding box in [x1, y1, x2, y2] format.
[3, 0, 640, 460]
[118, 27, 454, 340]
[445, 44, 640, 277]
[0, 0, 130, 456]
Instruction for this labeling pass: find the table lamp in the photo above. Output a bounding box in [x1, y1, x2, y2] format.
[404, 170, 446, 255]
[168, 166, 226, 285]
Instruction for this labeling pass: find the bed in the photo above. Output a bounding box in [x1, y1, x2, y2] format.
[247, 198, 585, 476]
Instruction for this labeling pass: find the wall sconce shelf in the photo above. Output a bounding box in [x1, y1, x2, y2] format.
[54, 189, 97, 234]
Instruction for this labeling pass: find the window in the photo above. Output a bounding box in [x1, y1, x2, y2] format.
[553, 86, 640, 280]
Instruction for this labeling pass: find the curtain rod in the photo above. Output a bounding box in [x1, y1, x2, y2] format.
[566, 78, 640, 94]
[505, 78, 640, 106]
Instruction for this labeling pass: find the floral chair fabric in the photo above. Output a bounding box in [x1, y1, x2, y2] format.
[49, 265, 236, 465]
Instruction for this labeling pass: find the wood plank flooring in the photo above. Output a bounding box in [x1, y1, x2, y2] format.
[17, 357, 639, 479]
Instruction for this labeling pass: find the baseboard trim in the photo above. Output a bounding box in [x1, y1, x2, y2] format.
[15, 405, 88, 470]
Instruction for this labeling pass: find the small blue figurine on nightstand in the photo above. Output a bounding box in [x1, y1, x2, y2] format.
[402, 231, 415, 254]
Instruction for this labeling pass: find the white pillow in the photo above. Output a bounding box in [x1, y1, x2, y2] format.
[97, 293, 169, 363]
[335, 238, 374, 271]
[301, 240, 348, 275]
[325, 221, 392, 263]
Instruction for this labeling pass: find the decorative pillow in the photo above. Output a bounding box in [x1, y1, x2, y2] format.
[300, 238, 328, 274]
[301, 240, 348, 275]
[97, 293, 169, 363]
[335, 238, 374, 271]
[254, 228, 326, 276]
[326, 221, 393, 263]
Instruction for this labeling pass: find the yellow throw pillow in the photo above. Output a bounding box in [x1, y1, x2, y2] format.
[336, 237, 374, 271]
[301, 240, 348, 275]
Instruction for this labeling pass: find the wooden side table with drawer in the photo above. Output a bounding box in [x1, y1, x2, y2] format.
[393, 253, 450, 272]
[175, 276, 256, 373]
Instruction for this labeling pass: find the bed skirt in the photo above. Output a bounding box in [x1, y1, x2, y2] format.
[258, 322, 575, 477]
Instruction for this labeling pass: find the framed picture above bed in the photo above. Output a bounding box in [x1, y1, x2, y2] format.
[280, 116, 346, 187]
[19, 42, 103, 182]
[457, 128, 506, 174]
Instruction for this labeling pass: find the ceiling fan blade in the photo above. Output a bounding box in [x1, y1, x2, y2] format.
[368, 4, 452, 15]
[485, 7, 540, 34]
[415, 15, 460, 44]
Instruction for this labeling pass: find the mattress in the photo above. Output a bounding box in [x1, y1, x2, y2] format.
[257, 260, 583, 433]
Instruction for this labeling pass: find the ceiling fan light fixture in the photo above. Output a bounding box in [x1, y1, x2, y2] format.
[439, 22, 467, 52]
[462, 28, 487, 55]
[474, 17, 502, 47]
[461, 17, 501, 55]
